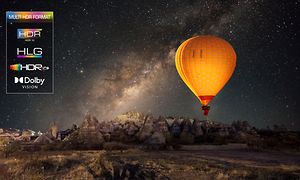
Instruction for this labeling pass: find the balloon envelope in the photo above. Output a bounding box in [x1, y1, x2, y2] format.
[175, 35, 236, 107]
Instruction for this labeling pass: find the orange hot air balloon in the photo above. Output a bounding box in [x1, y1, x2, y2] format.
[175, 35, 236, 116]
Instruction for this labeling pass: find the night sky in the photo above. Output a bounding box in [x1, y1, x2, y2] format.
[0, 0, 299, 131]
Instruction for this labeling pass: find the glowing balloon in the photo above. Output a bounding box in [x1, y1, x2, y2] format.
[175, 35, 236, 116]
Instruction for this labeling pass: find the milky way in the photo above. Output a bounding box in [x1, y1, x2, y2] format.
[69, 0, 249, 122]
[0, 0, 299, 130]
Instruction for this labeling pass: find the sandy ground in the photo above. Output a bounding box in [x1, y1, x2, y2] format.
[180, 144, 300, 170]
[0, 144, 299, 179]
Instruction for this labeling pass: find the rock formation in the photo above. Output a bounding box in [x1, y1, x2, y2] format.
[65, 112, 104, 149]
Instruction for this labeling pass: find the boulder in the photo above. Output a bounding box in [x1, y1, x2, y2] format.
[180, 119, 194, 144]
[145, 131, 166, 145]
[153, 116, 169, 133]
[81, 113, 99, 130]
[153, 116, 171, 143]
[123, 121, 139, 136]
[48, 122, 59, 139]
[33, 133, 55, 144]
[110, 128, 129, 142]
[64, 113, 104, 149]
[192, 119, 204, 137]
[137, 115, 155, 141]
[115, 111, 146, 128]
[170, 119, 181, 137]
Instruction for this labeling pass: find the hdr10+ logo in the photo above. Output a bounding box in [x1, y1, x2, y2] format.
[10, 64, 49, 71]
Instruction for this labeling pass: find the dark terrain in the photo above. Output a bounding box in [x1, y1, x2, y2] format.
[0, 112, 299, 179]
[0, 145, 300, 179]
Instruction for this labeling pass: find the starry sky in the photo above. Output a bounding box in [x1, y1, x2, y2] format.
[0, 0, 299, 131]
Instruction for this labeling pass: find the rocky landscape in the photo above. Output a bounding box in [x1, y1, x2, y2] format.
[0, 112, 300, 179]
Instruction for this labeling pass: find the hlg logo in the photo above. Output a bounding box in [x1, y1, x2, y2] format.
[10, 64, 49, 71]
[14, 77, 45, 85]
[16, 47, 42, 58]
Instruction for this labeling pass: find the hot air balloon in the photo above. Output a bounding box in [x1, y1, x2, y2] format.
[175, 35, 236, 116]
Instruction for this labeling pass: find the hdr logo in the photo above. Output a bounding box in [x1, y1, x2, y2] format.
[17, 29, 42, 41]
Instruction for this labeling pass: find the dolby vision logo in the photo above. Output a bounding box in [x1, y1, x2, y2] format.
[14, 77, 45, 85]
